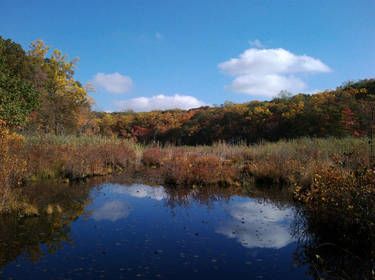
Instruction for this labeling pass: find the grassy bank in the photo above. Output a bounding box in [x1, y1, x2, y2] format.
[0, 131, 140, 213]
[25, 134, 142, 180]
[1, 131, 374, 232]
[140, 137, 374, 233]
[142, 137, 369, 187]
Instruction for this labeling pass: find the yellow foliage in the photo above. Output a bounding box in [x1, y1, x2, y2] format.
[294, 165, 375, 227]
[0, 121, 28, 213]
[282, 101, 304, 119]
[247, 105, 272, 121]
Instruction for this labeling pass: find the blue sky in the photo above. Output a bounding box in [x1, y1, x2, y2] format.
[1, 0, 375, 112]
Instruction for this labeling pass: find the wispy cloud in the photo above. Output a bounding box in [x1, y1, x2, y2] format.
[93, 72, 133, 94]
[219, 48, 331, 98]
[114, 94, 207, 112]
[248, 39, 264, 48]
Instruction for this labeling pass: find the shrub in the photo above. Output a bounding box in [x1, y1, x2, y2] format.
[0, 121, 28, 212]
[294, 165, 375, 229]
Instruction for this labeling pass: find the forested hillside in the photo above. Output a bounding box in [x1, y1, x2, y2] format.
[96, 82, 375, 144]
[1, 35, 375, 145]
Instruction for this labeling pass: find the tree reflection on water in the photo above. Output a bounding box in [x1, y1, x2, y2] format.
[292, 208, 375, 280]
[0, 180, 93, 267]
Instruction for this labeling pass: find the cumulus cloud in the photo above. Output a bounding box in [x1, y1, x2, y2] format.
[248, 39, 264, 48]
[227, 74, 306, 97]
[114, 94, 207, 112]
[218, 48, 331, 98]
[93, 72, 133, 94]
[216, 200, 295, 249]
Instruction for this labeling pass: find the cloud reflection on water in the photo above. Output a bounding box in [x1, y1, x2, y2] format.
[92, 200, 131, 222]
[97, 184, 294, 249]
[110, 184, 168, 201]
[216, 200, 294, 249]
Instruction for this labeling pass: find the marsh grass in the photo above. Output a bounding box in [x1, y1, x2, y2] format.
[26, 133, 146, 167]
[26, 139, 137, 180]
[0, 133, 139, 214]
[142, 137, 369, 188]
[1, 134, 372, 219]
[141, 137, 375, 236]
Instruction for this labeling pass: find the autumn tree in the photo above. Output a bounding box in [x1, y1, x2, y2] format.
[28, 40, 93, 134]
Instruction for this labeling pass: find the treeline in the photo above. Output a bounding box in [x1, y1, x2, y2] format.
[97, 81, 375, 144]
[1, 35, 375, 145]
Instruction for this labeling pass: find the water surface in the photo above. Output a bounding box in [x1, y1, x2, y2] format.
[0, 180, 313, 279]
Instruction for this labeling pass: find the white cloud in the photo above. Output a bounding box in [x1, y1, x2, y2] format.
[248, 39, 264, 48]
[114, 94, 207, 112]
[155, 32, 163, 40]
[227, 74, 306, 97]
[93, 72, 133, 94]
[216, 200, 295, 249]
[219, 48, 331, 98]
[219, 48, 330, 76]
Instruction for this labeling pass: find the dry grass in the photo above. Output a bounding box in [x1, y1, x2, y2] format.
[141, 137, 374, 231]
[142, 147, 240, 186]
[0, 132, 138, 214]
[1, 133, 371, 217]
[142, 137, 369, 188]
[26, 139, 137, 180]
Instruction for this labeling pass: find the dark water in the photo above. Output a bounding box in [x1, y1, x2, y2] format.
[0, 179, 373, 279]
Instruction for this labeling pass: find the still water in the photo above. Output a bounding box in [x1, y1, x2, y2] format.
[0, 179, 324, 279]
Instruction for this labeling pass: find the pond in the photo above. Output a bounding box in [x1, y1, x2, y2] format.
[0, 178, 372, 279]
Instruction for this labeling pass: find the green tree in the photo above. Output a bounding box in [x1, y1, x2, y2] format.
[0, 36, 40, 127]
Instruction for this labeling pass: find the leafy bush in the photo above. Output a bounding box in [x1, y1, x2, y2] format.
[0, 120, 28, 212]
[294, 166, 375, 229]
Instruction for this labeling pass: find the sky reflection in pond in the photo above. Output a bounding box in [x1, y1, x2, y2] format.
[0, 182, 309, 280]
[216, 200, 294, 249]
[110, 184, 169, 201]
[92, 200, 131, 222]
